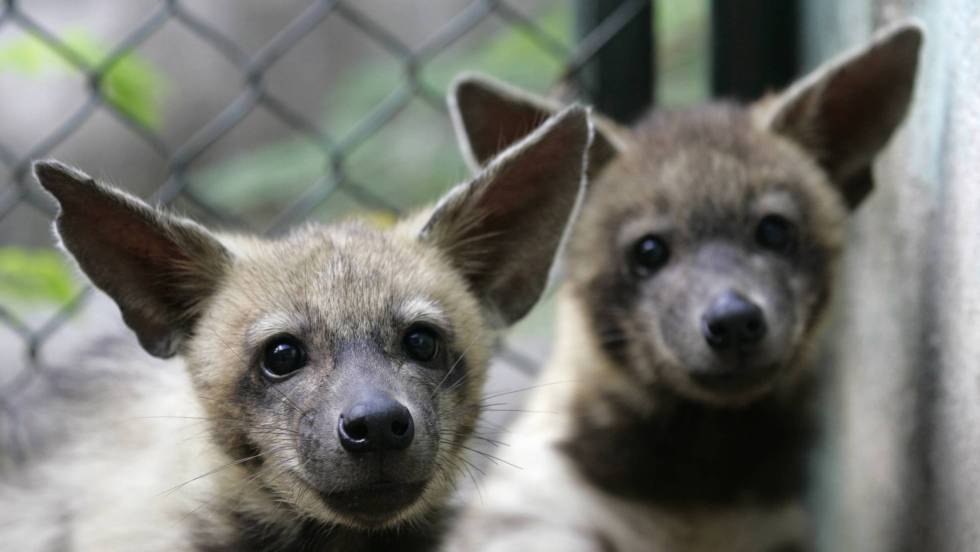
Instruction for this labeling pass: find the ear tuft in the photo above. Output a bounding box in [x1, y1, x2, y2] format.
[34, 160, 97, 195]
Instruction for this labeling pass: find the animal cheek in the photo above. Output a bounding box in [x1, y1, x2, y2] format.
[412, 399, 444, 441]
[654, 295, 699, 348]
[803, 282, 830, 320]
[297, 409, 339, 459]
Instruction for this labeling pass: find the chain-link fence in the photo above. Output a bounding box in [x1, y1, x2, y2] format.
[0, 0, 675, 402]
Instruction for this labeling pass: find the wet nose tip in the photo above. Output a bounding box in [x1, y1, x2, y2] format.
[702, 291, 767, 350]
[338, 393, 415, 453]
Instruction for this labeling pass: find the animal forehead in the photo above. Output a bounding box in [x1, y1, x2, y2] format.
[227, 224, 458, 323]
[589, 108, 825, 220]
[635, 114, 809, 186]
[590, 148, 808, 230]
[655, 148, 806, 211]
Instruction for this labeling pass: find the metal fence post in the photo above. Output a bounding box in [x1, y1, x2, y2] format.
[574, 0, 655, 124]
[710, 0, 799, 101]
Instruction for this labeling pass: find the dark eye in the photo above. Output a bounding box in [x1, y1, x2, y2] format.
[403, 325, 440, 363]
[261, 336, 307, 379]
[630, 235, 670, 276]
[756, 214, 796, 253]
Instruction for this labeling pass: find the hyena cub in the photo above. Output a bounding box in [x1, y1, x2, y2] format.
[0, 107, 592, 551]
[444, 24, 922, 551]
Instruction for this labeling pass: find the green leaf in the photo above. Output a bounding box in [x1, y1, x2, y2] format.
[0, 33, 62, 74]
[0, 247, 79, 307]
[0, 29, 170, 129]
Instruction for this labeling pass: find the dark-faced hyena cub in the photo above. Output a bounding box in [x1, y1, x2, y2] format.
[443, 23, 922, 551]
[0, 107, 592, 551]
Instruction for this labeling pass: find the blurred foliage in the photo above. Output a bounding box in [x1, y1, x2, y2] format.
[0, 29, 169, 129]
[0, 248, 78, 310]
[189, 5, 575, 226]
[0, 30, 166, 306]
[0, 2, 707, 310]
[0, 2, 707, 243]
[190, 1, 707, 228]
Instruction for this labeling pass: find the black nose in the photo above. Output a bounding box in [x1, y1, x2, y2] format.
[702, 291, 767, 350]
[338, 393, 414, 453]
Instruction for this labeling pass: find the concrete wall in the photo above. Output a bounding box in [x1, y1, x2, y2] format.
[803, 1, 980, 550]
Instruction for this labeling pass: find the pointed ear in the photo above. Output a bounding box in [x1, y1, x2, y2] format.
[421, 106, 592, 326]
[758, 22, 923, 209]
[449, 73, 623, 178]
[34, 161, 232, 358]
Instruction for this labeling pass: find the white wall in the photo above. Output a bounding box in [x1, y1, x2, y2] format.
[804, 1, 980, 550]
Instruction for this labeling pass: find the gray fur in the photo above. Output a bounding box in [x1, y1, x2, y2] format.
[444, 21, 922, 552]
[1, 107, 592, 551]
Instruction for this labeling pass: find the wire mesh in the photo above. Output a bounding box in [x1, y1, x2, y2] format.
[0, 0, 654, 387]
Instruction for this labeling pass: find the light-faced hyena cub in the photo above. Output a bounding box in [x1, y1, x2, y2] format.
[443, 23, 922, 552]
[0, 107, 592, 551]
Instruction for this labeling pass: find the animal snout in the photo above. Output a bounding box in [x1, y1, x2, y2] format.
[701, 291, 767, 350]
[338, 392, 414, 453]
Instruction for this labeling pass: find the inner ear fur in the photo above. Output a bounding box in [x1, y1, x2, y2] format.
[758, 22, 923, 209]
[421, 105, 593, 326]
[449, 72, 624, 178]
[34, 160, 231, 358]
